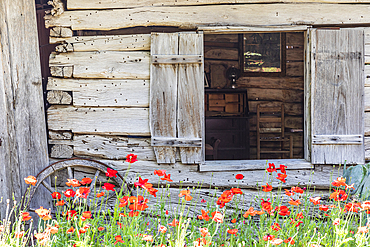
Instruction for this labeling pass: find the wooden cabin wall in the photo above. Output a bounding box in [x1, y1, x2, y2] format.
[44, 1, 365, 201]
[204, 32, 304, 159]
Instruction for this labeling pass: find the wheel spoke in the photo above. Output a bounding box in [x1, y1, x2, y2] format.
[41, 181, 54, 193]
[87, 170, 100, 201]
[67, 167, 73, 179]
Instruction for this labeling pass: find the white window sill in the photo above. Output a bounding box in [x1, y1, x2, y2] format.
[199, 159, 313, 172]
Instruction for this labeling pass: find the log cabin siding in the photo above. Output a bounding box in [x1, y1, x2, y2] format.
[45, 2, 370, 196]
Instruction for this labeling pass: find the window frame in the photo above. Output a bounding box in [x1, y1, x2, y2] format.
[199, 27, 312, 171]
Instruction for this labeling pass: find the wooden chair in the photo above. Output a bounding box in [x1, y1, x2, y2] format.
[257, 104, 293, 159]
[205, 138, 221, 160]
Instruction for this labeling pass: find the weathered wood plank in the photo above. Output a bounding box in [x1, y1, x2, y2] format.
[49, 51, 150, 79]
[365, 86, 370, 111]
[66, 0, 370, 10]
[50, 144, 73, 158]
[50, 26, 72, 37]
[151, 55, 203, 64]
[47, 106, 150, 135]
[47, 90, 72, 104]
[101, 160, 341, 190]
[311, 28, 364, 164]
[200, 25, 310, 33]
[177, 32, 204, 164]
[286, 47, 304, 61]
[150, 33, 178, 163]
[304, 29, 312, 162]
[50, 65, 73, 78]
[49, 130, 72, 140]
[248, 101, 303, 115]
[73, 135, 155, 160]
[200, 159, 312, 172]
[286, 61, 304, 76]
[0, 0, 51, 215]
[45, 5, 370, 30]
[152, 137, 202, 147]
[204, 34, 238, 43]
[237, 77, 304, 90]
[286, 32, 304, 46]
[365, 137, 370, 160]
[204, 47, 239, 60]
[312, 135, 363, 144]
[50, 34, 151, 52]
[47, 77, 149, 107]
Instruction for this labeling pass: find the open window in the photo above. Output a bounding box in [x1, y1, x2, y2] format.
[149, 28, 365, 166]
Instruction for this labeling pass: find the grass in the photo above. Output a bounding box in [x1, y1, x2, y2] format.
[2, 156, 370, 247]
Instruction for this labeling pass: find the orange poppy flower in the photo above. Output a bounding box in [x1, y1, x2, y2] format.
[66, 227, 75, 234]
[262, 183, 273, 192]
[154, 170, 166, 176]
[128, 211, 139, 217]
[81, 211, 91, 221]
[161, 173, 173, 182]
[119, 196, 129, 207]
[158, 225, 167, 233]
[98, 227, 104, 231]
[66, 179, 81, 187]
[276, 173, 287, 183]
[331, 177, 347, 187]
[199, 227, 210, 237]
[230, 188, 243, 195]
[56, 200, 65, 206]
[96, 191, 105, 198]
[198, 209, 210, 221]
[227, 228, 238, 236]
[291, 186, 304, 194]
[243, 207, 257, 218]
[24, 176, 37, 186]
[319, 205, 329, 211]
[231, 218, 236, 223]
[261, 199, 272, 213]
[263, 234, 275, 241]
[329, 190, 348, 201]
[21, 212, 31, 221]
[14, 231, 25, 238]
[310, 197, 321, 205]
[35, 207, 49, 218]
[168, 219, 179, 226]
[178, 190, 193, 201]
[296, 212, 304, 219]
[284, 237, 295, 244]
[211, 211, 224, 223]
[288, 198, 301, 206]
[284, 189, 294, 196]
[271, 238, 284, 246]
[114, 235, 124, 244]
[76, 187, 90, 199]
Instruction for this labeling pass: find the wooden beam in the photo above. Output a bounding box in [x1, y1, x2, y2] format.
[66, 0, 370, 10]
[0, 0, 51, 216]
[312, 135, 363, 144]
[50, 34, 151, 52]
[47, 106, 150, 135]
[45, 4, 370, 31]
[49, 51, 150, 79]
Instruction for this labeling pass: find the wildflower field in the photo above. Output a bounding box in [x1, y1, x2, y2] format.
[2, 154, 370, 247]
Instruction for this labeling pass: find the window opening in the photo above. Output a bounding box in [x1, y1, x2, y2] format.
[204, 32, 304, 161]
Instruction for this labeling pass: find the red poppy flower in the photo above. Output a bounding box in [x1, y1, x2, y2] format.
[168, 219, 180, 226]
[134, 177, 149, 188]
[262, 183, 273, 192]
[243, 207, 258, 218]
[98, 227, 104, 231]
[319, 205, 329, 211]
[51, 192, 61, 200]
[295, 221, 303, 227]
[64, 189, 76, 198]
[119, 196, 129, 207]
[296, 212, 304, 219]
[106, 168, 118, 178]
[235, 174, 244, 180]
[103, 183, 115, 191]
[330, 190, 348, 201]
[66, 210, 77, 220]
[261, 199, 272, 213]
[263, 234, 275, 241]
[66, 226, 75, 234]
[277, 205, 290, 216]
[126, 153, 137, 163]
[154, 170, 166, 176]
[284, 189, 294, 196]
[284, 237, 295, 245]
[128, 210, 140, 217]
[161, 173, 173, 182]
[267, 163, 277, 173]
[277, 164, 287, 174]
[227, 228, 238, 236]
[21, 212, 32, 221]
[276, 173, 287, 183]
[271, 223, 281, 231]
[80, 177, 92, 185]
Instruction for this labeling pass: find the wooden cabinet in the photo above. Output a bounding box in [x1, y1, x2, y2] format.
[205, 89, 250, 160]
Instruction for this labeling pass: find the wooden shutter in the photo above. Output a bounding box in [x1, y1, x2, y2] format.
[150, 32, 203, 164]
[310, 28, 364, 164]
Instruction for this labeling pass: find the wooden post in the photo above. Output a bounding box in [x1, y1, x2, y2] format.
[0, 0, 50, 217]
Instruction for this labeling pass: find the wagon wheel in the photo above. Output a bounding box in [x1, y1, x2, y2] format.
[23, 158, 131, 213]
